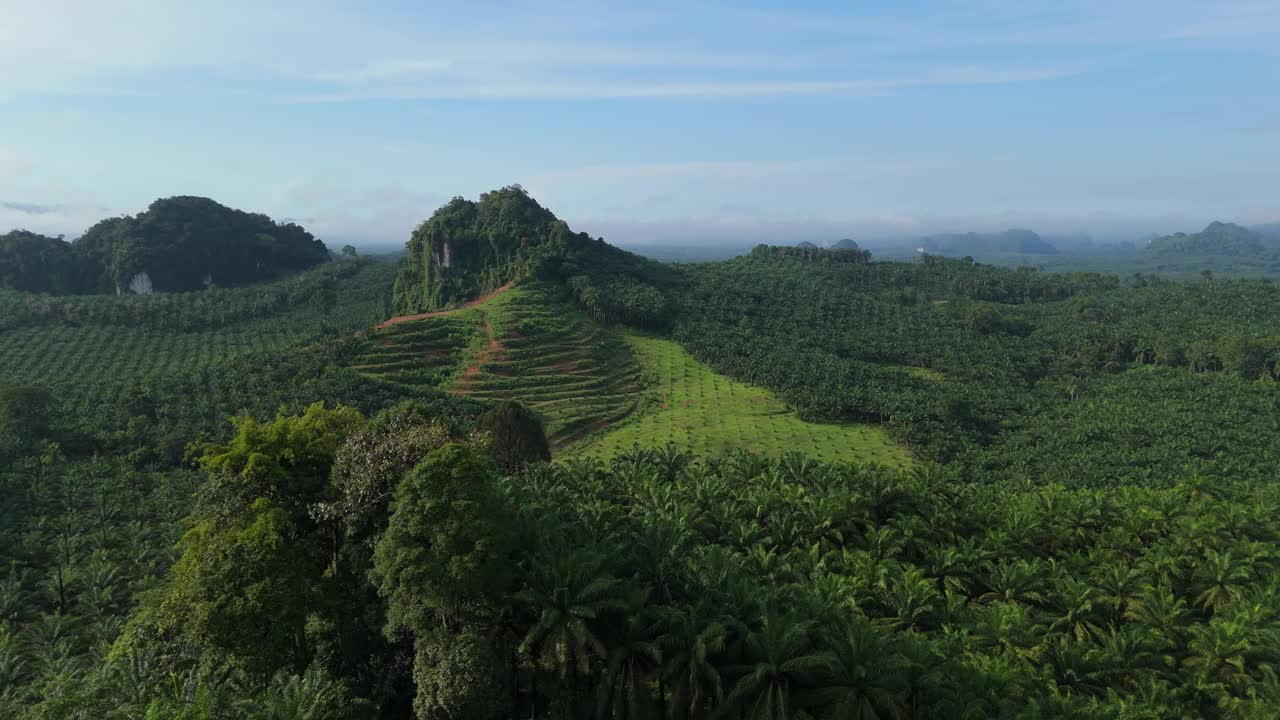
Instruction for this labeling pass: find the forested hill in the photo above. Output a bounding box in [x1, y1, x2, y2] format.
[1144, 222, 1274, 261]
[0, 196, 331, 295]
[391, 185, 674, 326]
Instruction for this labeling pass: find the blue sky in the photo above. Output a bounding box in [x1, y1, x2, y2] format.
[2, 0, 1278, 248]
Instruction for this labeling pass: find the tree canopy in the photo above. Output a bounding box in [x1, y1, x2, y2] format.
[0, 196, 331, 295]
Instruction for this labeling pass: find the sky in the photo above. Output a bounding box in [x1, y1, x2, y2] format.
[2, 0, 1279, 249]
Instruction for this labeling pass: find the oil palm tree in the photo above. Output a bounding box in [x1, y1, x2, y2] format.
[1183, 618, 1257, 694]
[596, 596, 662, 720]
[1048, 579, 1104, 642]
[885, 566, 941, 631]
[518, 544, 628, 705]
[802, 619, 909, 720]
[659, 605, 727, 720]
[244, 668, 364, 720]
[1091, 564, 1142, 622]
[715, 606, 824, 720]
[1192, 549, 1251, 613]
[978, 559, 1048, 607]
[1123, 585, 1190, 649]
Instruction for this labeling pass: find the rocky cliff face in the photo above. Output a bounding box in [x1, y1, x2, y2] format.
[126, 271, 154, 295]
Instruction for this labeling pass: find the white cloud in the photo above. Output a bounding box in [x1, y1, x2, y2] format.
[0, 201, 115, 238]
[0, 0, 1274, 103]
[522, 156, 932, 198]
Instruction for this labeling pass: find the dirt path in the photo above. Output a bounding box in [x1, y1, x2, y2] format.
[377, 282, 515, 329]
[454, 316, 506, 390]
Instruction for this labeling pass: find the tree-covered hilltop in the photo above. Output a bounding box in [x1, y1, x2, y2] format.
[0, 196, 331, 295]
[76, 196, 331, 294]
[0, 230, 81, 294]
[392, 185, 674, 326]
[1145, 222, 1270, 259]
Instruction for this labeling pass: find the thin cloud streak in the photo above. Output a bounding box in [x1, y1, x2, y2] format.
[523, 157, 931, 191]
[284, 64, 1081, 103]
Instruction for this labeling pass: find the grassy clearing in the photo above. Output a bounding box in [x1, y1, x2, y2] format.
[568, 333, 911, 466]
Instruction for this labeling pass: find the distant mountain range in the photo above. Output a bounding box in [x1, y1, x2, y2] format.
[793, 238, 862, 250]
[918, 229, 1059, 256]
[683, 221, 1280, 272]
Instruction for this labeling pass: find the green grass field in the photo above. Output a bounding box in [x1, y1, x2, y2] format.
[568, 333, 911, 465]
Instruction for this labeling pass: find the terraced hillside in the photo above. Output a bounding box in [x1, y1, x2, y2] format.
[347, 314, 480, 388]
[350, 282, 642, 448]
[457, 284, 643, 447]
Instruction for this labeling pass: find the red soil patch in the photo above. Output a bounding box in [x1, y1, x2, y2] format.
[377, 282, 515, 329]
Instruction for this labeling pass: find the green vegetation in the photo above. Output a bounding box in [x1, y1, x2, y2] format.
[8, 187, 1280, 718]
[0, 260, 399, 430]
[392, 185, 673, 324]
[572, 333, 909, 465]
[455, 283, 641, 448]
[1, 196, 331, 295]
[0, 230, 79, 294]
[1145, 222, 1272, 261]
[348, 314, 481, 388]
[353, 282, 642, 449]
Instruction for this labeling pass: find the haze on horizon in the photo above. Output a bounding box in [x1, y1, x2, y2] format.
[2, 0, 1278, 249]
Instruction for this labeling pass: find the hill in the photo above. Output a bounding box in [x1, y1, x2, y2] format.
[392, 185, 674, 327]
[0, 230, 79, 294]
[0, 196, 331, 295]
[919, 228, 1058, 255]
[831, 237, 860, 250]
[353, 282, 643, 448]
[1144, 221, 1269, 258]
